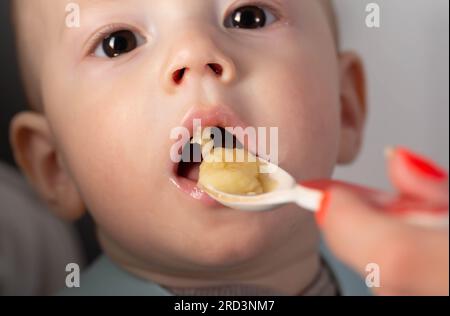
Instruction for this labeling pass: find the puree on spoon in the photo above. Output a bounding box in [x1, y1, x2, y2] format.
[198, 147, 276, 196]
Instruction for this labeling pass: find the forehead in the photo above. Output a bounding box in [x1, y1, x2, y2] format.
[14, 0, 334, 20]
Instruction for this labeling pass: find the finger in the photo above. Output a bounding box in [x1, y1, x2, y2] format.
[372, 228, 449, 296]
[318, 187, 449, 295]
[387, 147, 449, 205]
[318, 187, 401, 274]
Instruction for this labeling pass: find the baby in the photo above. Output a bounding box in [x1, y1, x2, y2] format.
[9, 0, 366, 295]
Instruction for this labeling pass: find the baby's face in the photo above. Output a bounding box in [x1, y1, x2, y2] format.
[16, 0, 364, 273]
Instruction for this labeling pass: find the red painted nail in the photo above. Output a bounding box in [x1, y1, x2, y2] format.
[398, 147, 448, 181]
[315, 190, 331, 227]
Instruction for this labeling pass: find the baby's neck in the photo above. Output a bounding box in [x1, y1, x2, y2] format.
[97, 225, 322, 295]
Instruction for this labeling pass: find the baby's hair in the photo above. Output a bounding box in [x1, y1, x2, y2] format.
[10, 0, 339, 113]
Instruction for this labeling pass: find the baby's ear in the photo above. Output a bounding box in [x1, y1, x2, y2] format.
[337, 51, 367, 164]
[9, 112, 85, 221]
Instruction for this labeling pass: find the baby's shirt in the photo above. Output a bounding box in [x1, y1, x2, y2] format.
[58, 255, 171, 296]
[59, 255, 339, 296]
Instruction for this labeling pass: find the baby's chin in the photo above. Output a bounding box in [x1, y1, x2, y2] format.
[180, 209, 297, 263]
[100, 203, 314, 271]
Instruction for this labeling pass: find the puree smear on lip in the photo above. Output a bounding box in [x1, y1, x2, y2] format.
[198, 147, 275, 196]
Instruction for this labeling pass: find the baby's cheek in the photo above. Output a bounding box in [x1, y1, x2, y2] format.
[52, 105, 159, 216]
[43, 65, 180, 246]
[249, 63, 340, 179]
[288, 101, 340, 179]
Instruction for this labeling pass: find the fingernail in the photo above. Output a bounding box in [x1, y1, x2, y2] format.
[398, 147, 448, 181]
[315, 190, 331, 227]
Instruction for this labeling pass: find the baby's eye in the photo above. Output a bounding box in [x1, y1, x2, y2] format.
[94, 29, 145, 58]
[224, 5, 277, 29]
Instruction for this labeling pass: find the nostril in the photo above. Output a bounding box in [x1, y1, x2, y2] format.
[172, 68, 187, 85]
[171, 63, 225, 86]
[208, 63, 223, 77]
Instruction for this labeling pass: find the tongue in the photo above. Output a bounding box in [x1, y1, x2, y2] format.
[186, 163, 200, 182]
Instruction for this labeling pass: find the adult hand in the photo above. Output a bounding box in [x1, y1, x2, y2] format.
[313, 147, 449, 295]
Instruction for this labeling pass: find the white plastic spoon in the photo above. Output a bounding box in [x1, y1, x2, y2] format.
[201, 159, 449, 227]
[201, 159, 324, 213]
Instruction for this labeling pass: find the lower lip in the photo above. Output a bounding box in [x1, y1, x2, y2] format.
[170, 176, 221, 207]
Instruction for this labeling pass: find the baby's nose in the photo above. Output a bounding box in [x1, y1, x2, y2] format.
[161, 29, 236, 93]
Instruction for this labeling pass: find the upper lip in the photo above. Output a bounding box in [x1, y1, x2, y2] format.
[170, 105, 257, 176]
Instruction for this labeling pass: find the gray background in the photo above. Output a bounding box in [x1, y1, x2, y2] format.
[333, 0, 449, 187]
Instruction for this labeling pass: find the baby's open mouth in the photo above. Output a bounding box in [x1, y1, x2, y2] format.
[169, 106, 259, 206]
[176, 127, 243, 182]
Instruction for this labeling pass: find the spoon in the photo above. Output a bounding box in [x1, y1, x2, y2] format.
[201, 159, 449, 227]
[201, 159, 326, 213]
